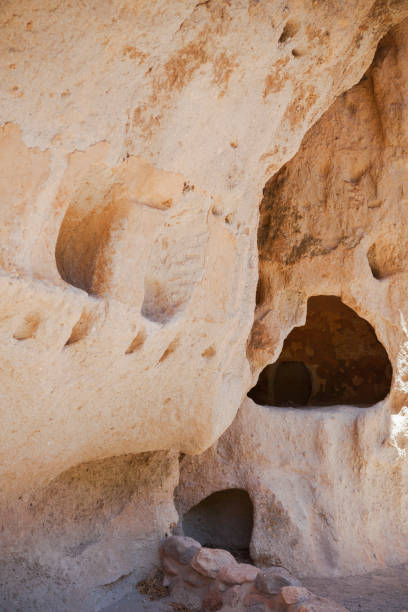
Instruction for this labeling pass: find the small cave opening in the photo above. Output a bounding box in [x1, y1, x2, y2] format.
[182, 489, 253, 562]
[248, 295, 392, 408]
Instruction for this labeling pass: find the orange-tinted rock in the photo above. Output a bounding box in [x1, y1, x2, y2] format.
[217, 562, 259, 585]
[280, 586, 311, 605]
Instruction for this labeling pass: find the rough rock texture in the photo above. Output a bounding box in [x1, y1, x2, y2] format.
[176, 16, 408, 579]
[160, 536, 348, 611]
[1, 1, 408, 610]
[1, 451, 179, 610]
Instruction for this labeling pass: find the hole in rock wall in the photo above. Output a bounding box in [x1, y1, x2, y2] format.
[367, 241, 404, 280]
[367, 243, 383, 279]
[125, 329, 146, 355]
[182, 489, 253, 562]
[278, 20, 299, 44]
[13, 313, 40, 340]
[55, 194, 124, 295]
[248, 295, 392, 408]
[65, 308, 95, 346]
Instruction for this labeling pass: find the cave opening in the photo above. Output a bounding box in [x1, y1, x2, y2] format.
[248, 295, 392, 408]
[182, 489, 253, 562]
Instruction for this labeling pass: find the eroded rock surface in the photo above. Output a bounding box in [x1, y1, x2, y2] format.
[0, 1, 408, 610]
[176, 16, 408, 581]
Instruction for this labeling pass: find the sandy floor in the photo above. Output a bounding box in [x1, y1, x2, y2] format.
[304, 565, 408, 612]
[101, 564, 408, 612]
[101, 591, 172, 611]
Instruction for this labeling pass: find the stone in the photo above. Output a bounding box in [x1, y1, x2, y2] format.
[162, 555, 179, 576]
[201, 586, 225, 611]
[217, 562, 260, 585]
[223, 584, 245, 607]
[191, 548, 236, 579]
[169, 581, 202, 611]
[255, 567, 300, 595]
[280, 586, 311, 605]
[161, 535, 201, 565]
[246, 604, 269, 612]
[183, 567, 211, 588]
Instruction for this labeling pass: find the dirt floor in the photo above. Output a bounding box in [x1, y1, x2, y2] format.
[101, 564, 408, 612]
[304, 564, 408, 612]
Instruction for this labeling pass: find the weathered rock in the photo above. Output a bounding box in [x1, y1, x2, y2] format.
[255, 567, 300, 594]
[175, 17, 408, 580]
[191, 548, 236, 579]
[223, 583, 245, 607]
[161, 535, 201, 565]
[169, 580, 202, 611]
[202, 588, 224, 612]
[0, 1, 408, 609]
[162, 555, 180, 576]
[218, 562, 259, 585]
[183, 567, 211, 589]
[246, 604, 269, 612]
[280, 586, 311, 605]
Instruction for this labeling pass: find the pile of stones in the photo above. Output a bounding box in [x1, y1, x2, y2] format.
[160, 536, 348, 611]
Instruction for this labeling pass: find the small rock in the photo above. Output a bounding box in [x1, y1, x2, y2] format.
[162, 555, 179, 576]
[191, 547, 236, 579]
[246, 604, 269, 612]
[223, 584, 245, 606]
[202, 588, 224, 611]
[280, 586, 311, 605]
[184, 567, 210, 588]
[161, 535, 201, 565]
[170, 581, 202, 611]
[255, 567, 300, 595]
[217, 562, 259, 584]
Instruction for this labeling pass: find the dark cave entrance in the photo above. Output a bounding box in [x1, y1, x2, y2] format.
[182, 489, 253, 562]
[248, 295, 392, 408]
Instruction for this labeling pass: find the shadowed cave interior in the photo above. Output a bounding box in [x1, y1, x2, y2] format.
[182, 489, 254, 562]
[248, 295, 392, 408]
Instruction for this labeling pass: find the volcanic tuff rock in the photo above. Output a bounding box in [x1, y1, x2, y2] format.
[0, 1, 408, 610]
[160, 536, 347, 611]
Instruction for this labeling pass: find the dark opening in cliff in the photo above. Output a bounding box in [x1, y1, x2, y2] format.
[182, 489, 253, 562]
[248, 295, 392, 408]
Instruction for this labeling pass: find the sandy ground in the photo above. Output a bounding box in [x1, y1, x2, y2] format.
[304, 565, 408, 612]
[101, 591, 172, 611]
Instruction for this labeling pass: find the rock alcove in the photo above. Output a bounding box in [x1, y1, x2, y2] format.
[248, 295, 392, 408]
[182, 489, 253, 562]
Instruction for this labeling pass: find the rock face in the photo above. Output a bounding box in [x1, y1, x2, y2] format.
[176, 16, 408, 579]
[0, 1, 408, 610]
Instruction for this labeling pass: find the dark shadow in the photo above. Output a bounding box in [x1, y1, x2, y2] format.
[182, 489, 253, 562]
[248, 295, 392, 408]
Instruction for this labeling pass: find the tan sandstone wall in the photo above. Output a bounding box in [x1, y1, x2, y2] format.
[0, 1, 408, 609]
[177, 16, 408, 580]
